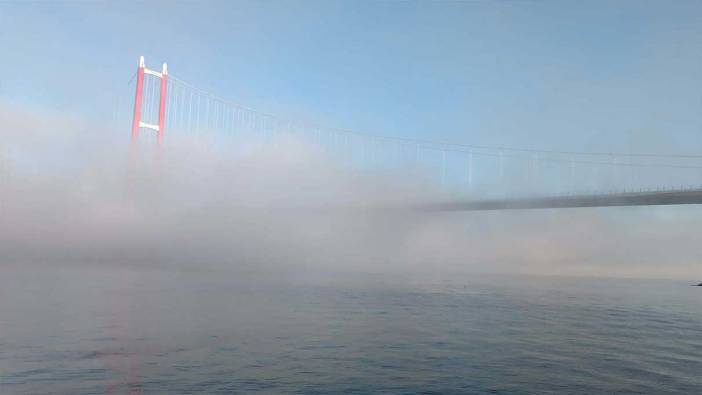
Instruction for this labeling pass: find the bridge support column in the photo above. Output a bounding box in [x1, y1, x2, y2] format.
[158, 63, 168, 144]
[131, 56, 145, 144]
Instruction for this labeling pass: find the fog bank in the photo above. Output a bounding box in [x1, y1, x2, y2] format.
[1, 104, 700, 280]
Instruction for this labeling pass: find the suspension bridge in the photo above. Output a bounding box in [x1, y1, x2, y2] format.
[118, 57, 702, 210]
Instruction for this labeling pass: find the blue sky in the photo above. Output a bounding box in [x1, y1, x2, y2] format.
[1, 0, 701, 155]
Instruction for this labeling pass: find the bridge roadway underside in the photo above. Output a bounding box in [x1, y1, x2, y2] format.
[423, 189, 702, 211]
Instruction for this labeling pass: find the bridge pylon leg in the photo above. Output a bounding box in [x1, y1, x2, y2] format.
[158, 63, 168, 144]
[131, 56, 145, 144]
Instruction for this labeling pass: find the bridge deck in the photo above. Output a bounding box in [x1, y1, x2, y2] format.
[423, 189, 702, 211]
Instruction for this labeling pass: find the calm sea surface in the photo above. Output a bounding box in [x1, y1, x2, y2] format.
[1, 266, 700, 394]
